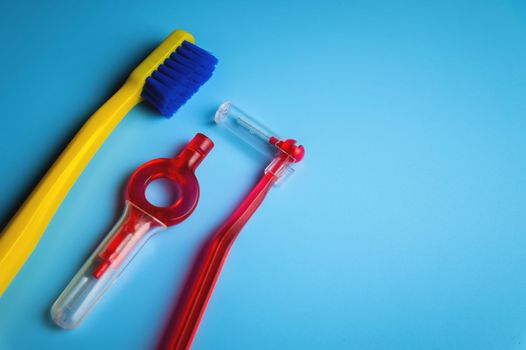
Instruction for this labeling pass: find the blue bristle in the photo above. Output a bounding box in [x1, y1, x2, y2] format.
[142, 41, 218, 117]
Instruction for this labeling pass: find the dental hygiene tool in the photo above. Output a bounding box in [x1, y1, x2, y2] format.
[160, 102, 305, 350]
[0, 30, 217, 297]
[51, 133, 213, 329]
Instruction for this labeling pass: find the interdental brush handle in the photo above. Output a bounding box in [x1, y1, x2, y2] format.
[162, 172, 275, 350]
[162, 148, 302, 350]
[51, 133, 213, 329]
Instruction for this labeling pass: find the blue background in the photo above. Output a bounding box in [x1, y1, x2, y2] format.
[1, 0, 526, 349]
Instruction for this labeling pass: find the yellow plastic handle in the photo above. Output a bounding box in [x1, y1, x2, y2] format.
[0, 83, 140, 296]
[0, 29, 194, 297]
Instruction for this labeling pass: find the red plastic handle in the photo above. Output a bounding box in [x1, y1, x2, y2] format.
[160, 141, 304, 350]
[93, 133, 213, 280]
[128, 133, 214, 226]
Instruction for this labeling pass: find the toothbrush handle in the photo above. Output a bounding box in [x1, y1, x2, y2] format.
[161, 172, 276, 350]
[0, 82, 141, 297]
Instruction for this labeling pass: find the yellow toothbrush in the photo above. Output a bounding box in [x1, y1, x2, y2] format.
[0, 29, 218, 297]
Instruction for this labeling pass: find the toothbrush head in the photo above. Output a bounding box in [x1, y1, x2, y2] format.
[128, 30, 218, 117]
[142, 41, 218, 116]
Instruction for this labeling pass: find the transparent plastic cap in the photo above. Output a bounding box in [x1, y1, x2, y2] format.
[51, 202, 164, 329]
[214, 101, 298, 186]
[215, 102, 282, 157]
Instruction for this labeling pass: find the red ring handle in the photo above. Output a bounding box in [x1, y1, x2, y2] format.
[126, 158, 199, 227]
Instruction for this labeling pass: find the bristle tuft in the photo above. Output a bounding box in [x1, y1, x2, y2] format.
[142, 41, 218, 117]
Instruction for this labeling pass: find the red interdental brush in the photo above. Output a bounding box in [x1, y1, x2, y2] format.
[161, 102, 305, 349]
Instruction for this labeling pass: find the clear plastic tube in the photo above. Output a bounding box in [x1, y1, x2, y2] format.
[214, 101, 281, 158]
[51, 202, 165, 329]
[215, 101, 302, 186]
